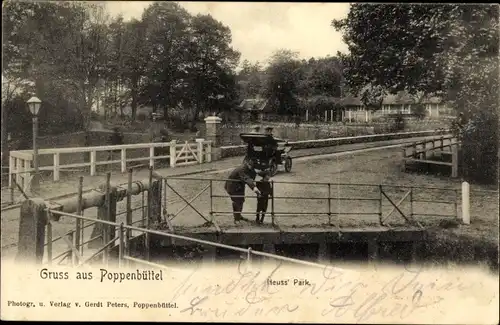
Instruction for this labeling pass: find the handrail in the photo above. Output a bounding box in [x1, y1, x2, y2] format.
[162, 176, 460, 191]
[46, 209, 336, 270]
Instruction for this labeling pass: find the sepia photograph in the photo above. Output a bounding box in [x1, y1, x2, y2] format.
[1, 1, 499, 322]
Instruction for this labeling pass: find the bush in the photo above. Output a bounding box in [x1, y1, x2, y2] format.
[460, 112, 498, 184]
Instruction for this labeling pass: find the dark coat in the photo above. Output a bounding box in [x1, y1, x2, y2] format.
[224, 164, 262, 197]
[256, 180, 272, 198]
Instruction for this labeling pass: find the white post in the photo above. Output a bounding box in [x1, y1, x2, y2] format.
[324, 111, 327, 122]
[15, 158, 20, 188]
[149, 146, 155, 168]
[90, 151, 96, 176]
[121, 149, 126, 173]
[195, 138, 204, 164]
[53, 152, 60, 181]
[330, 110, 334, 122]
[305, 110, 309, 122]
[348, 110, 352, 121]
[8, 155, 14, 187]
[169, 140, 177, 167]
[461, 181, 470, 225]
[365, 110, 368, 123]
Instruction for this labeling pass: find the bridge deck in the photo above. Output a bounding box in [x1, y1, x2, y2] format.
[152, 221, 426, 247]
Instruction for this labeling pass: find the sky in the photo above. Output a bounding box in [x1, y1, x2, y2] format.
[105, 1, 351, 65]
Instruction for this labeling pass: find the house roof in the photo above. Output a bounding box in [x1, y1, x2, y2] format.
[238, 98, 269, 111]
[339, 95, 363, 106]
[382, 91, 444, 105]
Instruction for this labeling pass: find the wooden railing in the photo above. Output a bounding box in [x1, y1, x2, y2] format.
[8, 139, 212, 191]
[401, 135, 459, 177]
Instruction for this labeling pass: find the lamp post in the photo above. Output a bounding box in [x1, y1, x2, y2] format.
[27, 96, 42, 191]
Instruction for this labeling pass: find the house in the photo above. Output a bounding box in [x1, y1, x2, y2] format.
[232, 98, 271, 122]
[341, 91, 453, 122]
[380, 92, 451, 118]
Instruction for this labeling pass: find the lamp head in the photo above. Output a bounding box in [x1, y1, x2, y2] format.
[27, 96, 42, 116]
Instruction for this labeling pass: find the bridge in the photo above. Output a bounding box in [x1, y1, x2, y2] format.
[6, 130, 476, 270]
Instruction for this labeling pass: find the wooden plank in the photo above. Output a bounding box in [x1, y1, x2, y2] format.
[404, 158, 453, 166]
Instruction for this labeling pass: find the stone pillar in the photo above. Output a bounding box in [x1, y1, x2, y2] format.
[204, 116, 222, 161]
[16, 198, 47, 264]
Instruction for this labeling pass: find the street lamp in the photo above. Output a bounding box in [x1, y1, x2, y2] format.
[27, 96, 42, 191]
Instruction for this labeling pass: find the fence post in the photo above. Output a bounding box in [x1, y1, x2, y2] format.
[451, 143, 458, 178]
[121, 149, 126, 173]
[118, 223, 124, 268]
[378, 185, 383, 224]
[53, 153, 60, 181]
[271, 180, 275, 226]
[409, 187, 413, 219]
[47, 221, 52, 265]
[23, 159, 30, 193]
[126, 169, 132, 252]
[196, 138, 204, 164]
[15, 158, 21, 190]
[327, 183, 332, 225]
[149, 145, 155, 169]
[412, 142, 417, 158]
[75, 176, 83, 256]
[169, 140, 177, 168]
[90, 150, 96, 176]
[149, 168, 162, 225]
[16, 198, 47, 264]
[9, 155, 14, 188]
[9, 173, 15, 205]
[461, 182, 470, 225]
[209, 180, 213, 220]
[89, 173, 117, 249]
[440, 136, 444, 149]
[69, 231, 75, 266]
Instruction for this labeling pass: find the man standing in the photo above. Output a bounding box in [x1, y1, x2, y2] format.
[225, 159, 262, 223]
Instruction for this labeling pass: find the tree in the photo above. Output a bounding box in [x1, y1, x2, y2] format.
[264, 49, 304, 116]
[2, 1, 112, 128]
[333, 4, 498, 183]
[237, 60, 264, 99]
[139, 2, 192, 115]
[298, 56, 343, 98]
[184, 14, 240, 120]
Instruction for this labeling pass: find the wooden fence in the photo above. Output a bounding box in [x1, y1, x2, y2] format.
[401, 135, 459, 177]
[8, 139, 212, 192]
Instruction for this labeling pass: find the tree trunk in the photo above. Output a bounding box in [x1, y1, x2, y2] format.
[1, 103, 7, 167]
[130, 75, 139, 121]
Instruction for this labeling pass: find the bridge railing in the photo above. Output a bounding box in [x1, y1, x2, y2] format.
[44, 209, 336, 270]
[8, 139, 212, 192]
[162, 176, 469, 229]
[401, 135, 460, 177]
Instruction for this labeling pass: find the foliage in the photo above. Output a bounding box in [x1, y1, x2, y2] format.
[333, 4, 499, 183]
[264, 50, 304, 116]
[2, 1, 242, 139]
